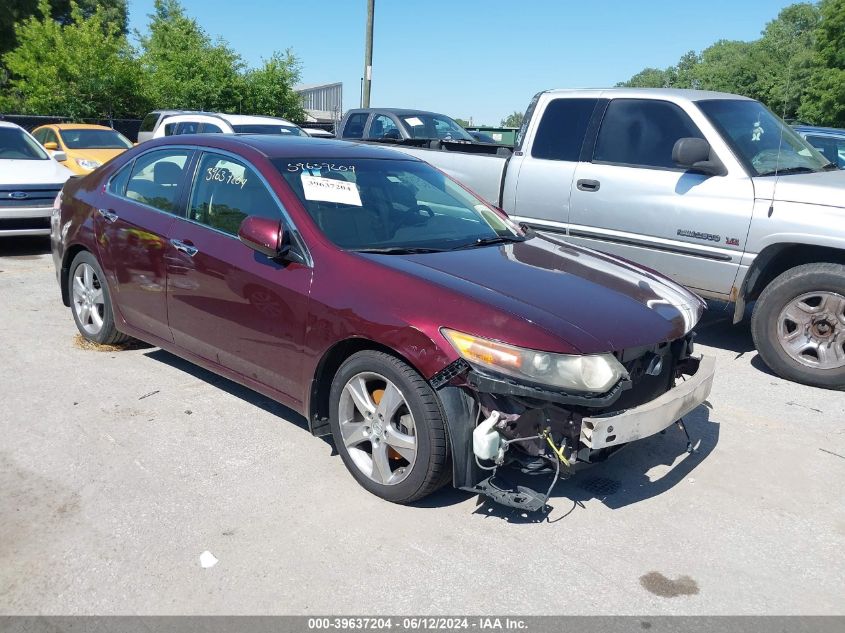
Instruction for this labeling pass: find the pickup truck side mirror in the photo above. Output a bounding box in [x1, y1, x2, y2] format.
[672, 138, 727, 177]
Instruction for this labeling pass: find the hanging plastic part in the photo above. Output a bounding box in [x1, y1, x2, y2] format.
[676, 417, 697, 454]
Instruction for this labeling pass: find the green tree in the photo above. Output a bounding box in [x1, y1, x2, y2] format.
[138, 0, 244, 112]
[1, 0, 146, 117]
[240, 50, 304, 120]
[1, 0, 127, 59]
[694, 39, 759, 97]
[454, 117, 470, 128]
[799, 0, 845, 126]
[500, 111, 524, 127]
[616, 66, 675, 88]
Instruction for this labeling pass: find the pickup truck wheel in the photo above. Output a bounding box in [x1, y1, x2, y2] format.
[751, 263, 845, 389]
[329, 350, 451, 504]
[69, 251, 129, 346]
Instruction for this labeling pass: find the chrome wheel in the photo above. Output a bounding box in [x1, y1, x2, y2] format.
[72, 262, 105, 336]
[777, 291, 845, 370]
[337, 372, 417, 485]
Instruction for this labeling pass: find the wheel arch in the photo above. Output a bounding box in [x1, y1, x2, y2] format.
[735, 242, 845, 323]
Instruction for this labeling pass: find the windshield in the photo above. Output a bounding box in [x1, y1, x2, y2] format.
[698, 99, 832, 176]
[59, 128, 132, 149]
[400, 114, 474, 142]
[274, 158, 524, 252]
[232, 124, 307, 136]
[0, 127, 49, 160]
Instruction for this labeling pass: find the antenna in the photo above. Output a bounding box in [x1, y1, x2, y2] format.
[768, 27, 799, 217]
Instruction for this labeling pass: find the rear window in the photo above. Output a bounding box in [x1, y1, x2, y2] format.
[139, 113, 160, 133]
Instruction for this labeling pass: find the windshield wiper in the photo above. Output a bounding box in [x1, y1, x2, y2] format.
[757, 166, 818, 176]
[449, 234, 528, 250]
[352, 246, 447, 255]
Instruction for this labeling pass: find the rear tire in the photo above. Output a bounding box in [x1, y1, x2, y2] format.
[329, 350, 451, 504]
[751, 263, 845, 389]
[69, 251, 130, 345]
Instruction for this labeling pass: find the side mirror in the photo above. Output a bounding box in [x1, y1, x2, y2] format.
[53, 151, 67, 162]
[238, 215, 283, 258]
[43, 141, 58, 150]
[672, 138, 726, 176]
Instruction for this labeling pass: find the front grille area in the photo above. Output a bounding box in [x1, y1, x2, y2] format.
[0, 217, 50, 231]
[611, 334, 694, 412]
[0, 185, 63, 209]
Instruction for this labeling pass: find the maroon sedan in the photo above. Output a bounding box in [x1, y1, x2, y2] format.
[52, 135, 714, 510]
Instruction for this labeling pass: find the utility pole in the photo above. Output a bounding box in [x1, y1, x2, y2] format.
[362, 0, 374, 108]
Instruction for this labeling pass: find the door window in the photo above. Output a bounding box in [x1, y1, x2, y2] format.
[531, 98, 598, 161]
[188, 153, 281, 236]
[594, 99, 703, 169]
[343, 113, 368, 139]
[108, 162, 133, 196]
[124, 149, 191, 213]
[200, 123, 224, 133]
[367, 114, 399, 139]
[33, 128, 47, 144]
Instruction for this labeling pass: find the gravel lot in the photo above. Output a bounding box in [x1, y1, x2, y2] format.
[1, 236, 843, 615]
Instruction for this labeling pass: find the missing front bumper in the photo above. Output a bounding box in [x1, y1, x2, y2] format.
[580, 355, 715, 450]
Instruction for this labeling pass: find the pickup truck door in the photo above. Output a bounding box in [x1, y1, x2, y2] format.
[506, 97, 601, 227]
[567, 98, 754, 298]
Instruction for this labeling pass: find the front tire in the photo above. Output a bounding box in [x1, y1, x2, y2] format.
[751, 263, 845, 389]
[329, 350, 451, 504]
[69, 251, 129, 345]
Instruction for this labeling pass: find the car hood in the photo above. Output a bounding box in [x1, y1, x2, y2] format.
[753, 169, 845, 208]
[0, 158, 73, 185]
[364, 234, 705, 353]
[66, 148, 127, 165]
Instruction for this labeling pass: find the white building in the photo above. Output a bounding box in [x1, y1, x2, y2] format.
[295, 82, 343, 124]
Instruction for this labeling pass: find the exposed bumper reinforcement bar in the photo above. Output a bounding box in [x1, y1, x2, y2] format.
[580, 355, 715, 450]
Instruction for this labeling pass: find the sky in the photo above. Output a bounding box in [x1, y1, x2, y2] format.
[127, 0, 797, 125]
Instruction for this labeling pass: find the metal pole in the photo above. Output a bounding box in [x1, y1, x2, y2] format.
[362, 0, 374, 108]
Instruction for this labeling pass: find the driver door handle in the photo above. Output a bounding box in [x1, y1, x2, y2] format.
[97, 208, 118, 223]
[576, 179, 601, 192]
[170, 239, 198, 257]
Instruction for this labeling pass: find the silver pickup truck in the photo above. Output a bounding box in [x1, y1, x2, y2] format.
[342, 89, 845, 389]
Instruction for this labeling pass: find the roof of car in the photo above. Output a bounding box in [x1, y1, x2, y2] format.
[154, 134, 421, 161]
[346, 108, 453, 118]
[0, 121, 24, 129]
[543, 87, 755, 102]
[217, 114, 298, 126]
[34, 123, 117, 131]
[793, 125, 845, 136]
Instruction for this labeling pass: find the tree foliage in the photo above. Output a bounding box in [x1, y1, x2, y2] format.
[500, 111, 524, 127]
[0, 0, 144, 118]
[0, 0, 305, 121]
[618, 2, 844, 124]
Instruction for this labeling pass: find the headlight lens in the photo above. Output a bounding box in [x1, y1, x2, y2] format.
[75, 159, 101, 170]
[442, 328, 627, 394]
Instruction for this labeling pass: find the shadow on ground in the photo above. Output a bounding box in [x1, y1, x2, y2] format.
[0, 236, 51, 258]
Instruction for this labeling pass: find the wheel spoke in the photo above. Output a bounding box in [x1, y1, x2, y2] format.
[72, 276, 85, 299]
[83, 265, 93, 290]
[376, 382, 404, 422]
[342, 421, 369, 448]
[91, 288, 104, 305]
[370, 441, 392, 484]
[345, 376, 375, 418]
[90, 305, 103, 329]
[78, 304, 90, 325]
[385, 426, 416, 462]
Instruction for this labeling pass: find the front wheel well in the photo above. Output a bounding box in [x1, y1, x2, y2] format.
[307, 338, 421, 436]
[744, 244, 845, 302]
[60, 245, 90, 306]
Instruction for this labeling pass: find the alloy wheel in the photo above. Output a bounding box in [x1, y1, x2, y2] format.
[72, 262, 106, 336]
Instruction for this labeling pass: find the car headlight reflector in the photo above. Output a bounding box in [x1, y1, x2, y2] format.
[442, 328, 627, 393]
[75, 158, 101, 170]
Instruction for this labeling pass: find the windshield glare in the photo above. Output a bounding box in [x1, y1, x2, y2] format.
[698, 99, 832, 176]
[233, 124, 307, 136]
[0, 127, 49, 160]
[401, 114, 474, 142]
[60, 129, 132, 149]
[275, 158, 523, 251]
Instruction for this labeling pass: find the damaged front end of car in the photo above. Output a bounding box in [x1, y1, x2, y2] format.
[432, 330, 715, 512]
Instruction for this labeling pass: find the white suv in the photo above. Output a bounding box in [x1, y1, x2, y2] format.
[150, 113, 309, 139]
[0, 122, 73, 237]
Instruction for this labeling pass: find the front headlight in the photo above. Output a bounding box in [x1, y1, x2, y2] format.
[442, 328, 628, 394]
[75, 159, 101, 170]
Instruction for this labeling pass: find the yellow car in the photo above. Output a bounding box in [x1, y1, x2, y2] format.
[31, 123, 133, 175]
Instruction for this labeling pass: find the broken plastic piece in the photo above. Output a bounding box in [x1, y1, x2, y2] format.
[466, 476, 548, 512]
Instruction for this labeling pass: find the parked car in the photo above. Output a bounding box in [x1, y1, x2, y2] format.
[137, 109, 198, 143]
[302, 127, 335, 139]
[793, 125, 845, 169]
[32, 123, 133, 174]
[52, 134, 713, 509]
[150, 112, 308, 139]
[468, 130, 497, 143]
[339, 108, 476, 143]
[1, 121, 73, 237]
[374, 88, 845, 390]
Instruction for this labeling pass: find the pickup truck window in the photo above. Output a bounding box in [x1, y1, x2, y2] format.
[594, 99, 703, 170]
[344, 113, 368, 139]
[699, 99, 833, 176]
[805, 135, 845, 168]
[368, 115, 399, 140]
[531, 98, 597, 161]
